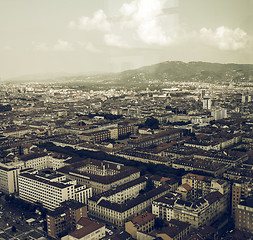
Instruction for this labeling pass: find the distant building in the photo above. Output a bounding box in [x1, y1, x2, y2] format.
[211, 108, 227, 120]
[203, 98, 212, 110]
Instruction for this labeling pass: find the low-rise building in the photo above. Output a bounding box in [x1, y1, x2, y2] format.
[125, 212, 156, 239]
[57, 159, 140, 195]
[62, 217, 106, 240]
[88, 185, 170, 226]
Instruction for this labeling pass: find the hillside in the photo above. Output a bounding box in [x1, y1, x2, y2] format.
[3, 61, 253, 87]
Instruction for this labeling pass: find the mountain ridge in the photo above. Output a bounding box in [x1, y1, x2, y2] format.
[2, 60, 253, 85]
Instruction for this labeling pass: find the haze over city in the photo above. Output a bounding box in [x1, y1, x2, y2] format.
[0, 0, 252, 79]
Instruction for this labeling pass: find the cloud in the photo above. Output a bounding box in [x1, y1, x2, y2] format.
[33, 42, 49, 51]
[69, 9, 111, 32]
[53, 40, 73, 51]
[33, 40, 73, 51]
[69, 0, 177, 47]
[3, 45, 12, 51]
[104, 34, 129, 48]
[200, 26, 248, 50]
[78, 41, 100, 52]
[119, 0, 175, 46]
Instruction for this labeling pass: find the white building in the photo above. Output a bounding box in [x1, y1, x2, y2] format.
[152, 193, 177, 221]
[203, 98, 212, 110]
[19, 172, 92, 210]
[0, 163, 20, 194]
[211, 108, 227, 120]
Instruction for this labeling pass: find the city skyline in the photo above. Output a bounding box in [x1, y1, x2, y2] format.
[0, 0, 252, 79]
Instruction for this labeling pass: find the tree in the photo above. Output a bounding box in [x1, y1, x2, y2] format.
[145, 117, 159, 129]
[145, 178, 155, 192]
[11, 226, 16, 232]
[154, 218, 164, 230]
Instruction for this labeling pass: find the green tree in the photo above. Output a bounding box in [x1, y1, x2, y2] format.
[154, 218, 164, 230]
[145, 117, 159, 129]
[145, 178, 155, 192]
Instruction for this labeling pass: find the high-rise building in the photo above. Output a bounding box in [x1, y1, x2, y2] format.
[231, 181, 249, 217]
[203, 97, 212, 110]
[47, 200, 87, 239]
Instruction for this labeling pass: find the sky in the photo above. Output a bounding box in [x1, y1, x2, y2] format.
[0, 0, 252, 79]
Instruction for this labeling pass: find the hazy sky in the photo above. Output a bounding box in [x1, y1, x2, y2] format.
[0, 0, 252, 78]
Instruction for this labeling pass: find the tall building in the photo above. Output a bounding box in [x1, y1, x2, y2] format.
[202, 97, 212, 110]
[47, 200, 87, 239]
[235, 197, 253, 234]
[231, 181, 249, 217]
[211, 108, 227, 120]
[203, 97, 212, 110]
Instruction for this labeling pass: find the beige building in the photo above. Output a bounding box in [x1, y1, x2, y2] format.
[20, 152, 52, 170]
[0, 163, 20, 194]
[182, 173, 230, 199]
[174, 191, 227, 229]
[176, 183, 193, 201]
[88, 185, 170, 226]
[125, 212, 156, 239]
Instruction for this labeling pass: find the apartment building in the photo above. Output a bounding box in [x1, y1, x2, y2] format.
[176, 183, 193, 201]
[57, 159, 140, 195]
[47, 200, 87, 239]
[152, 193, 178, 221]
[235, 197, 253, 234]
[19, 172, 92, 210]
[125, 212, 156, 239]
[232, 181, 249, 217]
[0, 163, 20, 194]
[182, 173, 230, 199]
[20, 152, 52, 170]
[88, 186, 170, 226]
[174, 191, 227, 229]
[127, 129, 183, 148]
